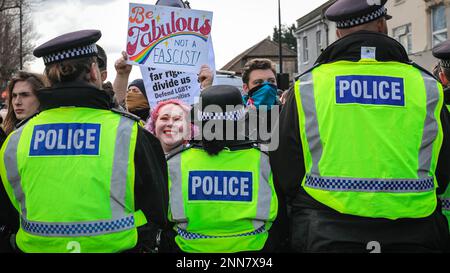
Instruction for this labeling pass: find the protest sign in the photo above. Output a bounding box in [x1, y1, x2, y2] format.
[141, 66, 200, 108]
[126, 3, 213, 74]
[141, 35, 216, 108]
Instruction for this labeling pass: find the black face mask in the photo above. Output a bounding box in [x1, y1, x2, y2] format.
[131, 108, 150, 122]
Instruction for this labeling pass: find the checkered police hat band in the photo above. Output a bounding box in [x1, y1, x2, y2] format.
[43, 43, 98, 65]
[198, 108, 245, 121]
[336, 6, 387, 29]
[441, 60, 450, 68]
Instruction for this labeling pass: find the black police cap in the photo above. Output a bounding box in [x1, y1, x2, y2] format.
[155, 0, 188, 8]
[33, 29, 102, 65]
[433, 40, 450, 68]
[325, 0, 391, 29]
[192, 85, 245, 122]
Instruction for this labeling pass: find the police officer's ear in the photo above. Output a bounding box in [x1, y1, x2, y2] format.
[243, 83, 250, 94]
[439, 71, 449, 86]
[89, 62, 102, 87]
[376, 18, 388, 35]
[100, 70, 108, 83]
[336, 29, 343, 39]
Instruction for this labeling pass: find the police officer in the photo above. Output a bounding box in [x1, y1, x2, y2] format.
[270, 0, 450, 252]
[0, 30, 175, 253]
[167, 85, 280, 253]
[96, 44, 120, 109]
[432, 41, 450, 231]
[433, 41, 450, 110]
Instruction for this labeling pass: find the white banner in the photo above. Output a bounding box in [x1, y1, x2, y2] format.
[141, 66, 200, 108]
[126, 3, 213, 74]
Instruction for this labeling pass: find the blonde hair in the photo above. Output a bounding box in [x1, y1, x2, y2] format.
[45, 56, 97, 85]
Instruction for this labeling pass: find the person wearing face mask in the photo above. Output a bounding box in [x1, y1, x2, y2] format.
[126, 79, 151, 121]
[241, 59, 281, 144]
[112, 0, 212, 119]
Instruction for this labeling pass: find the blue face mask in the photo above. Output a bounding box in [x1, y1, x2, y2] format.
[243, 82, 278, 110]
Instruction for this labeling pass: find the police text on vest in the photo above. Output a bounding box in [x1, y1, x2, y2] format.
[30, 123, 101, 156]
[336, 75, 405, 106]
[188, 171, 253, 202]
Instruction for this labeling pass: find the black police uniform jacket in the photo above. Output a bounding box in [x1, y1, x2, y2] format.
[0, 81, 176, 252]
[270, 31, 450, 252]
[445, 86, 450, 106]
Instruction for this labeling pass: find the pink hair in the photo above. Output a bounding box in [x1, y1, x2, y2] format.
[145, 99, 197, 139]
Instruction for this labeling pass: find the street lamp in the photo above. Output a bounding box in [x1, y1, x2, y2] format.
[19, 0, 22, 70]
[278, 0, 283, 74]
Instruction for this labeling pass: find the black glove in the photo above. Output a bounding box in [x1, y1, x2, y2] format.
[0, 225, 15, 253]
[135, 222, 178, 253]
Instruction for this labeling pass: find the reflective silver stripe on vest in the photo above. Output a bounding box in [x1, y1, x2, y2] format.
[168, 153, 187, 230]
[305, 174, 434, 193]
[4, 126, 27, 217]
[21, 215, 135, 237]
[298, 72, 323, 175]
[441, 198, 450, 211]
[110, 117, 134, 219]
[299, 70, 440, 192]
[418, 72, 440, 179]
[253, 152, 272, 230]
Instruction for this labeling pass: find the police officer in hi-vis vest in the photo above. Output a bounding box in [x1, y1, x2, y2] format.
[432, 41, 450, 232]
[167, 85, 279, 253]
[270, 0, 450, 252]
[433, 41, 450, 111]
[0, 30, 175, 253]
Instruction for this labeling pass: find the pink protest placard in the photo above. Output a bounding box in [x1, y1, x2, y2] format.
[126, 3, 213, 73]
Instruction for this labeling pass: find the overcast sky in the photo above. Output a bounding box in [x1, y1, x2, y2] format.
[27, 0, 329, 82]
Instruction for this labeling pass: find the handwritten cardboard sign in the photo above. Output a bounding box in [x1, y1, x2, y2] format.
[141, 66, 200, 108]
[127, 3, 213, 73]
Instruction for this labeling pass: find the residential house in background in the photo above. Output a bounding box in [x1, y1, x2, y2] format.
[220, 37, 298, 83]
[387, 0, 450, 70]
[294, 0, 450, 74]
[294, 0, 335, 74]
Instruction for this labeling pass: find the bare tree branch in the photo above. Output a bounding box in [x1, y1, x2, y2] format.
[0, 0, 36, 89]
[0, 0, 20, 12]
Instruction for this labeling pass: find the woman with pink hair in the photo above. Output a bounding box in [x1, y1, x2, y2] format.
[145, 99, 196, 155]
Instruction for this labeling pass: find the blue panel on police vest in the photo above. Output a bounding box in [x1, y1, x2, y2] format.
[29, 123, 101, 156]
[188, 171, 253, 202]
[336, 75, 404, 106]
